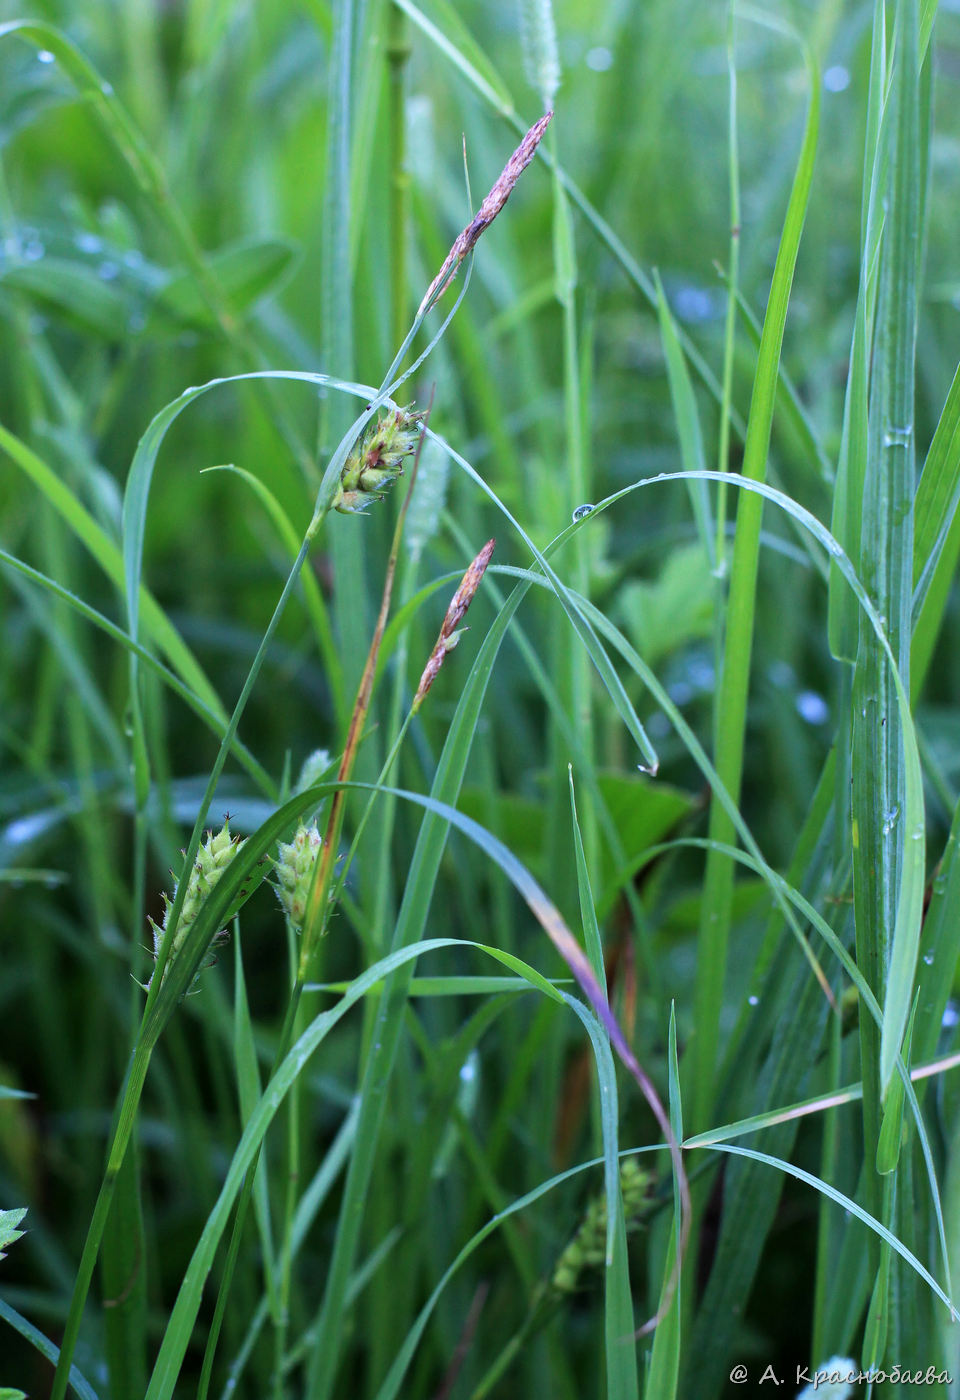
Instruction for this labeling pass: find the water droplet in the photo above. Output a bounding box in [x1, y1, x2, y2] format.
[98, 259, 119, 281]
[923, 952, 934, 965]
[37, 49, 55, 64]
[824, 64, 850, 92]
[883, 424, 913, 449]
[100, 81, 114, 96]
[881, 805, 899, 835]
[796, 690, 829, 726]
[825, 537, 844, 557]
[572, 503, 594, 522]
[123, 248, 144, 268]
[23, 238, 44, 262]
[943, 1002, 959, 1029]
[585, 46, 613, 72]
[74, 231, 102, 254]
[688, 658, 715, 691]
[748, 994, 759, 1007]
[673, 284, 718, 324]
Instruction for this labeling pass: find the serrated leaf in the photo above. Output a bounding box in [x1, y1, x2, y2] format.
[0, 1207, 27, 1261]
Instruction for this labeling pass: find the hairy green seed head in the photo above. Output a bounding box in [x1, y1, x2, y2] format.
[333, 405, 425, 515]
[550, 1159, 650, 1294]
[274, 821, 323, 929]
[146, 820, 245, 993]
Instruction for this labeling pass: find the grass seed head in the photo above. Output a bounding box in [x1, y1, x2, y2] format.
[274, 820, 323, 929]
[146, 820, 245, 993]
[414, 539, 495, 710]
[334, 405, 426, 514]
[550, 1159, 650, 1294]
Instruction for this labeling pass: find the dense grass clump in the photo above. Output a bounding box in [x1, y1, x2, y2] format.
[1, 2, 960, 1397]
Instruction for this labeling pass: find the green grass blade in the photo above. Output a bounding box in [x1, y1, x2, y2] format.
[695, 1144, 957, 1322]
[143, 932, 627, 1399]
[911, 358, 960, 691]
[655, 272, 714, 571]
[432, 429, 659, 772]
[201, 464, 345, 726]
[569, 767, 605, 988]
[99, 1141, 147, 1400]
[851, 0, 923, 1136]
[231, 935, 278, 1316]
[0, 1298, 100, 1400]
[645, 1005, 682, 1400]
[0, 547, 274, 796]
[562, 993, 639, 1400]
[0, 422, 226, 720]
[691, 11, 820, 1132]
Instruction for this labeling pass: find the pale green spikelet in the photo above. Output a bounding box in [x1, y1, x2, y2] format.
[273, 820, 323, 929]
[518, 0, 560, 111]
[550, 1158, 650, 1294]
[405, 436, 450, 562]
[147, 820, 245, 993]
[333, 405, 425, 514]
[295, 748, 333, 793]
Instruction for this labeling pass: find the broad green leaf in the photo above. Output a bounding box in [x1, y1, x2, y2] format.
[1, 258, 129, 338]
[152, 236, 298, 328]
[617, 544, 714, 668]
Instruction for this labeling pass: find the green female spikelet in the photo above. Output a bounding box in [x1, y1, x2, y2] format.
[274, 820, 322, 930]
[550, 1158, 650, 1294]
[147, 820, 246, 993]
[333, 405, 426, 514]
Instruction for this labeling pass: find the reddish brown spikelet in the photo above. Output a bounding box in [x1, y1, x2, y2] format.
[418, 112, 553, 316]
[413, 539, 495, 710]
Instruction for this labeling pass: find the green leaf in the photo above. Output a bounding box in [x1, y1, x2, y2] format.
[152, 236, 298, 328]
[1, 257, 129, 338]
[0, 1207, 26, 1261]
[697, 1144, 956, 1322]
[0, 423, 226, 721]
[691, 9, 820, 1133]
[562, 994, 640, 1400]
[911, 357, 960, 692]
[646, 1006, 682, 1400]
[0, 1296, 99, 1400]
[231, 937, 278, 1315]
[617, 544, 714, 667]
[655, 272, 714, 570]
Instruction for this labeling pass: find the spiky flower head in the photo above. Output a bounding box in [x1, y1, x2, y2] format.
[146, 820, 246, 994]
[333, 405, 426, 515]
[550, 1158, 650, 1294]
[414, 540, 495, 710]
[274, 820, 322, 930]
